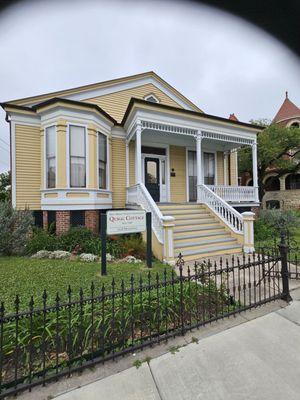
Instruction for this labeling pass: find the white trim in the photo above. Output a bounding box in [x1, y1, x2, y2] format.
[11, 121, 16, 207]
[97, 131, 110, 191]
[125, 142, 129, 188]
[144, 93, 160, 103]
[23, 76, 195, 111]
[41, 188, 112, 210]
[9, 113, 40, 126]
[44, 124, 57, 190]
[67, 123, 89, 189]
[140, 141, 170, 202]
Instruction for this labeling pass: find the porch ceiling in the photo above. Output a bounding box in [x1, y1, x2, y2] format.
[140, 129, 242, 151]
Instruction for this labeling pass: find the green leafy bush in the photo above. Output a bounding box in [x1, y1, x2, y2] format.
[0, 202, 33, 255]
[258, 209, 300, 238]
[25, 228, 58, 254]
[1, 276, 234, 388]
[25, 227, 144, 259]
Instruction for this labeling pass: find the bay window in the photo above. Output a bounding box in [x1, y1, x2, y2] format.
[98, 133, 107, 189]
[70, 125, 86, 188]
[45, 125, 56, 188]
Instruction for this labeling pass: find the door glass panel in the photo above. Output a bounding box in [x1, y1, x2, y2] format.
[146, 161, 158, 184]
[188, 150, 197, 202]
[161, 160, 166, 185]
[204, 153, 215, 185]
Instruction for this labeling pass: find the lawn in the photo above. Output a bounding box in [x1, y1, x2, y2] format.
[0, 257, 173, 313]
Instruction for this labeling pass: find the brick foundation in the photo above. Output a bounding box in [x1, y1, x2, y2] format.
[42, 211, 48, 230]
[85, 210, 99, 234]
[56, 211, 70, 235]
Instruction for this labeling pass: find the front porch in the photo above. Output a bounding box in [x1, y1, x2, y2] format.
[123, 104, 260, 263]
[125, 121, 259, 206]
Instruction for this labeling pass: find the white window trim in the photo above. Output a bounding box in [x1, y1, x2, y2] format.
[140, 142, 170, 202]
[97, 131, 110, 191]
[66, 123, 89, 189]
[44, 124, 57, 190]
[144, 93, 160, 103]
[185, 147, 217, 202]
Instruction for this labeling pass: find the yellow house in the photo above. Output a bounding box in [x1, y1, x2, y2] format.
[1, 72, 262, 263]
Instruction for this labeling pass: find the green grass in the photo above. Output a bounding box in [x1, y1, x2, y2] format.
[0, 257, 172, 313]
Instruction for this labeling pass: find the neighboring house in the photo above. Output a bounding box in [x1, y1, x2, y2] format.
[244, 92, 300, 210]
[1, 72, 262, 263]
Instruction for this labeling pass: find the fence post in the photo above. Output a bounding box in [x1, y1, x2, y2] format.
[278, 232, 292, 302]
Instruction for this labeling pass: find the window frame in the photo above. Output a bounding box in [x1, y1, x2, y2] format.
[68, 124, 88, 189]
[97, 131, 109, 190]
[44, 124, 57, 189]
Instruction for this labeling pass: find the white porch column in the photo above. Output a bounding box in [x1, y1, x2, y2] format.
[125, 141, 129, 187]
[252, 141, 259, 201]
[135, 121, 142, 184]
[196, 131, 203, 202]
[223, 151, 228, 185]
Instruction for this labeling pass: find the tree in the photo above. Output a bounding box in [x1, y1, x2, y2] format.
[0, 171, 11, 202]
[238, 123, 300, 201]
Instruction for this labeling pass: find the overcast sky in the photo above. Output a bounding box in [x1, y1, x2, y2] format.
[0, 0, 300, 173]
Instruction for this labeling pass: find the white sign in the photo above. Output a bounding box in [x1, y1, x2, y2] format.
[107, 210, 146, 235]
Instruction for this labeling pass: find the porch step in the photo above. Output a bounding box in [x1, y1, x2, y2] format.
[174, 225, 225, 234]
[174, 237, 236, 250]
[174, 231, 230, 242]
[174, 244, 242, 261]
[158, 203, 243, 260]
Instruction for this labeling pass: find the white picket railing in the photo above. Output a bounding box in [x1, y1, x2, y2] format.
[127, 183, 165, 243]
[198, 184, 243, 234]
[207, 185, 258, 203]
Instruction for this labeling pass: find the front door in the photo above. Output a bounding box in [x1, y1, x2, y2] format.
[145, 157, 160, 202]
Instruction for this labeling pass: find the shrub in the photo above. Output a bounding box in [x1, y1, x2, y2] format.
[258, 209, 300, 238]
[25, 228, 58, 254]
[58, 227, 96, 253]
[0, 202, 34, 255]
[121, 234, 146, 259]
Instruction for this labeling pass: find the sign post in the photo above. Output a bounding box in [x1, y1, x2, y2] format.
[100, 213, 107, 276]
[100, 210, 152, 274]
[146, 212, 152, 268]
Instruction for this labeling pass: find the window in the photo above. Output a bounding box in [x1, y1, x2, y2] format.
[144, 94, 159, 103]
[265, 176, 280, 191]
[161, 160, 166, 185]
[98, 133, 107, 189]
[204, 153, 215, 185]
[33, 211, 43, 228]
[70, 210, 85, 227]
[45, 126, 56, 188]
[70, 125, 86, 188]
[266, 200, 280, 209]
[286, 174, 300, 190]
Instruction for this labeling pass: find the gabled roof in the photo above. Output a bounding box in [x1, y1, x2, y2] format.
[122, 98, 264, 131]
[4, 71, 202, 113]
[273, 92, 300, 123]
[1, 97, 118, 125]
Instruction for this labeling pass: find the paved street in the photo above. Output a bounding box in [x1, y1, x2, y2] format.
[55, 293, 300, 400]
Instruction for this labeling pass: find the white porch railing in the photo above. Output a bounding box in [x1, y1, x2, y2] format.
[207, 185, 258, 203]
[198, 184, 243, 234]
[127, 183, 165, 243]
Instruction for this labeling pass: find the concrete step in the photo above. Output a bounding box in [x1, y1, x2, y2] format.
[160, 209, 208, 216]
[174, 219, 217, 227]
[174, 231, 231, 243]
[174, 224, 222, 233]
[174, 244, 242, 261]
[174, 237, 237, 250]
[159, 204, 205, 211]
[172, 213, 212, 221]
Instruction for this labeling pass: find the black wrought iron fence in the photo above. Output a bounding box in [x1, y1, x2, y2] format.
[0, 251, 288, 398]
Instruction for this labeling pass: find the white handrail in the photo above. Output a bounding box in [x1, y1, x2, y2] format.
[127, 183, 165, 243]
[207, 185, 258, 202]
[198, 184, 243, 234]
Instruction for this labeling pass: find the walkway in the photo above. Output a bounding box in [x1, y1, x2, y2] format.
[53, 289, 300, 400]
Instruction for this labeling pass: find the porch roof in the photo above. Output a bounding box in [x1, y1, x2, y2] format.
[121, 98, 265, 132]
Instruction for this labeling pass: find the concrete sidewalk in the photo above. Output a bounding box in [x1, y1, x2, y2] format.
[55, 295, 300, 400]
